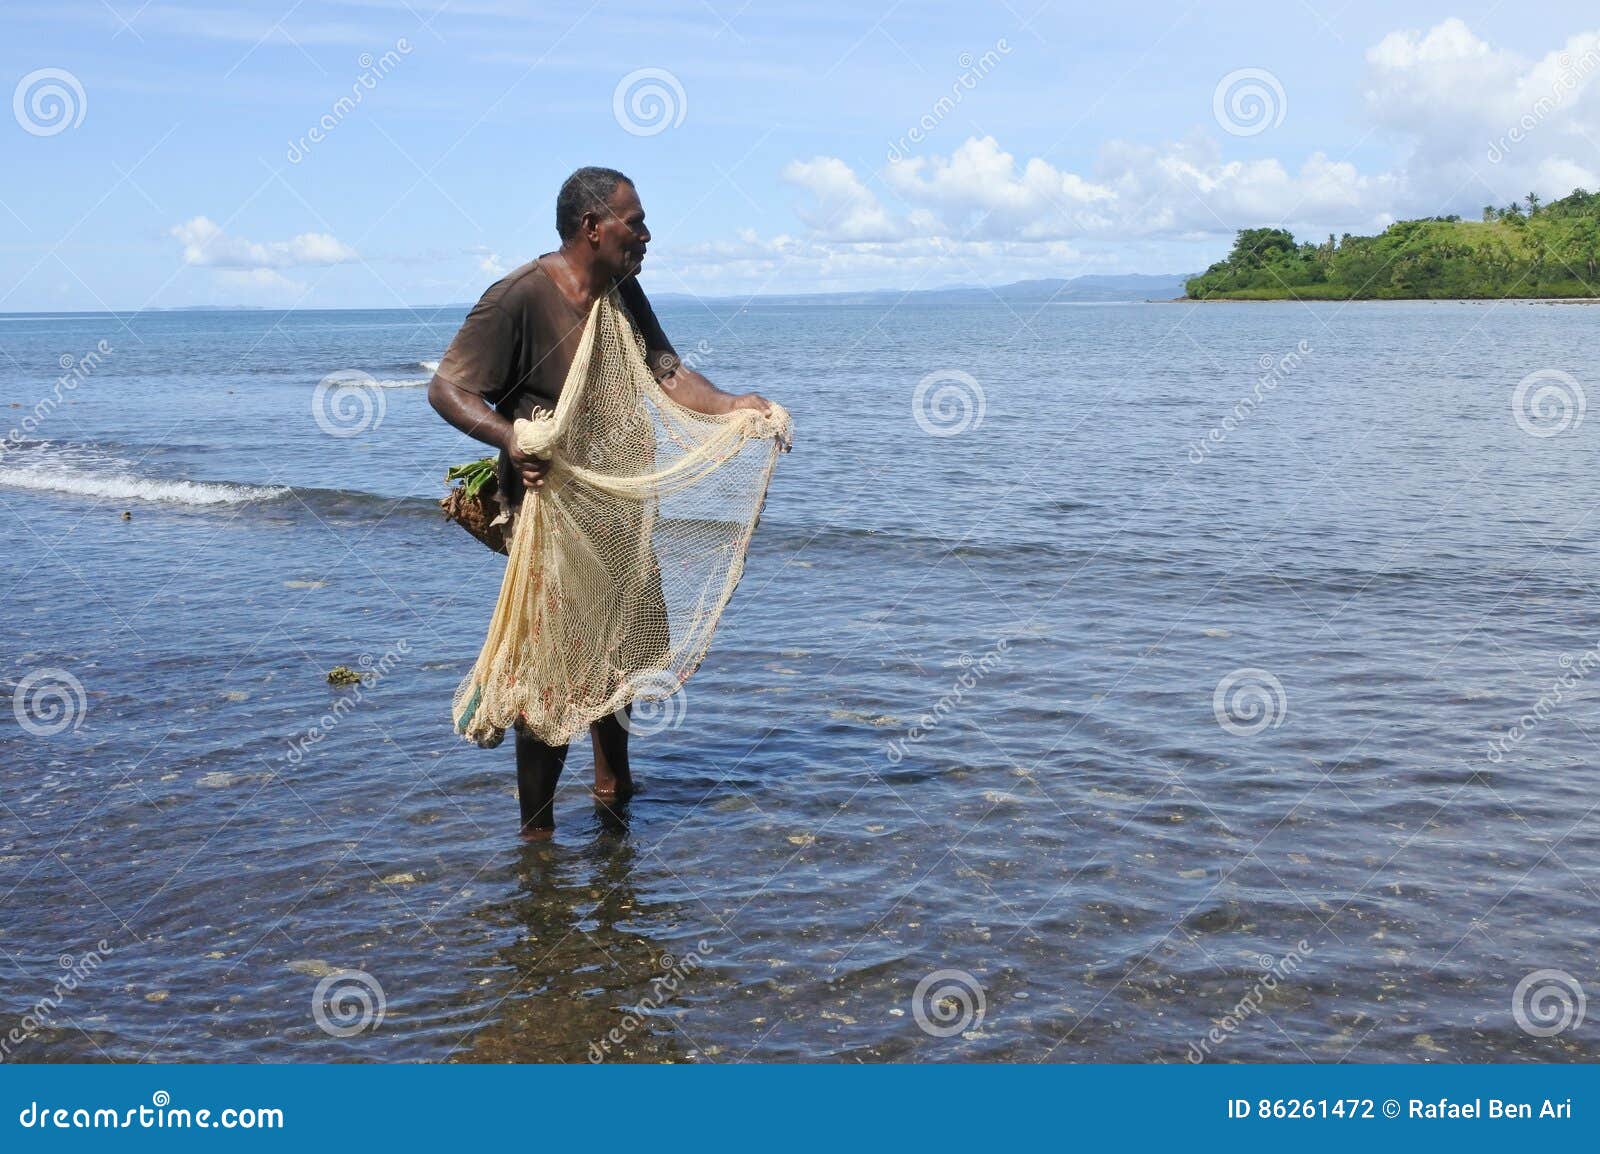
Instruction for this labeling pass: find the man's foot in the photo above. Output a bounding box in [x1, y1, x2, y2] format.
[518, 823, 555, 842]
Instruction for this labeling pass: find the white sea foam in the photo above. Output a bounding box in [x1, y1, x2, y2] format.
[0, 465, 289, 506]
[418, 360, 439, 372]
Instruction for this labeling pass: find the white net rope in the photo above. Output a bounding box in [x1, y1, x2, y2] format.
[452, 289, 793, 748]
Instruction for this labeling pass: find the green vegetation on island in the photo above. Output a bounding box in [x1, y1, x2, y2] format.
[1186, 188, 1600, 300]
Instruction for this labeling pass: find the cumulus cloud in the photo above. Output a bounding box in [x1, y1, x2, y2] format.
[782, 134, 1397, 253]
[213, 268, 306, 294]
[169, 216, 360, 269]
[782, 157, 905, 242]
[882, 137, 1115, 240]
[1363, 19, 1600, 207]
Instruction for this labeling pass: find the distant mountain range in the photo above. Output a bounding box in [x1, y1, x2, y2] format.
[53, 273, 1191, 315]
[651, 273, 1193, 306]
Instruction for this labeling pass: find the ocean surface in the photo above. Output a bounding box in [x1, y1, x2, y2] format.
[2, 297, 1597, 1063]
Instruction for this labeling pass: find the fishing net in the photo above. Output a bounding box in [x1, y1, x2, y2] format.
[452, 288, 793, 748]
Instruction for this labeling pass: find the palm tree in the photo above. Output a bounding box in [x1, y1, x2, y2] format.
[1526, 192, 1541, 216]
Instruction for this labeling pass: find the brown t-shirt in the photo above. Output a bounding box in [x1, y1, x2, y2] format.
[434, 256, 679, 510]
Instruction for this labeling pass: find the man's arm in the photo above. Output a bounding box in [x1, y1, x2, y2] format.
[657, 362, 773, 417]
[428, 375, 552, 491]
[618, 276, 774, 418]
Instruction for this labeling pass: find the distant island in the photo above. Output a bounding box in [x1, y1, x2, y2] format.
[1187, 188, 1600, 300]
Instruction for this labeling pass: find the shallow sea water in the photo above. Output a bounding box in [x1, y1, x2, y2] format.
[2, 297, 1597, 1062]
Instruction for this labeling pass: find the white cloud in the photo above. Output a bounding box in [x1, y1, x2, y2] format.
[169, 216, 360, 269]
[214, 268, 306, 294]
[1364, 19, 1600, 204]
[883, 137, 1115, 240]
[779, 133, 1397, 257]
[782, 157, 905, 242]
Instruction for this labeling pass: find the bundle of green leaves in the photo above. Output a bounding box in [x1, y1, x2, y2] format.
[444, 455, 497, 498]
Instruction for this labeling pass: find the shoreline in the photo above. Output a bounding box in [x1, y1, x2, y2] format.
[1169, 295, 1600, 304]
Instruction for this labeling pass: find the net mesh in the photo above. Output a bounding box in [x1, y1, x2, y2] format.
[452, 288, 793, 748]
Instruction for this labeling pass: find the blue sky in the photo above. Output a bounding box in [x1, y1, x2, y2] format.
[6, 1, 1600, 309]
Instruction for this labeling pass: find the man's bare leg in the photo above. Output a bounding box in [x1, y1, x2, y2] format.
[515, 724, 570, 839]
[591, 706, 634, 803]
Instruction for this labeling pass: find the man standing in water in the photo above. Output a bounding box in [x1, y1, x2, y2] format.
[428, 166, 774, 840]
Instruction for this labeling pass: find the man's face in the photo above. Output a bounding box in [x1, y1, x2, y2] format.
[590, 182, 651, 280]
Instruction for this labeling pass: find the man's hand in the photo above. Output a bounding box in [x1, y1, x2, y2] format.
[728, 392, 791, 451]
[506, 433, 552, 491]
[729, 392, 774, 416]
